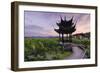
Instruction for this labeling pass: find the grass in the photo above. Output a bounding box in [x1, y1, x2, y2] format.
[24, 38, 71, 61]
[24, 37, 90, 61]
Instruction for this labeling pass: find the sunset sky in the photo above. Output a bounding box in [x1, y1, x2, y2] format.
[24, 11, 90, 37]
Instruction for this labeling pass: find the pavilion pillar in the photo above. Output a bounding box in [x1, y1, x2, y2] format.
[62, 33, 64, 43]
[59, 33, 61, 42]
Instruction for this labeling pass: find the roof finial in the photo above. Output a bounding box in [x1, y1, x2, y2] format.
[60, 16, 63, 22]
[64, 16, 66, 21]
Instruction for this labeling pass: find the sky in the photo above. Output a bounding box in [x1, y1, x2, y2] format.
[24, 11, 90, 37]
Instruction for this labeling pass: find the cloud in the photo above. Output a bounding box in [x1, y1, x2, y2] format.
[24, 24, 57, 37]
[24, 25, 46, 37]
[25, 24, 44, 30]
[24, 11, 90, 37]
[74, 14, 90, 34]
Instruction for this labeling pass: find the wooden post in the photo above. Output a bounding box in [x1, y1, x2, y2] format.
[62, 33, 64, 43]
[59, 33, 61, 42]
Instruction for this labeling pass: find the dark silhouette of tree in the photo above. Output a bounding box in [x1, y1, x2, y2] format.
[54, 16, 76, 43]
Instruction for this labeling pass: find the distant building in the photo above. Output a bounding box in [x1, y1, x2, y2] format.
[73, 32, 90, 39]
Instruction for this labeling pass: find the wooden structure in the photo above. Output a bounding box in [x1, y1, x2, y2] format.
[54, 17, 76, 43]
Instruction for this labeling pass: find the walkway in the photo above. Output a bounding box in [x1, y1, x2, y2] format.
[64, 43, 86, 59]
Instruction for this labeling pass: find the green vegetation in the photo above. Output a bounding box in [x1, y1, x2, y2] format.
[24, 38, 71, 61]
[24, 37, 90, 61]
